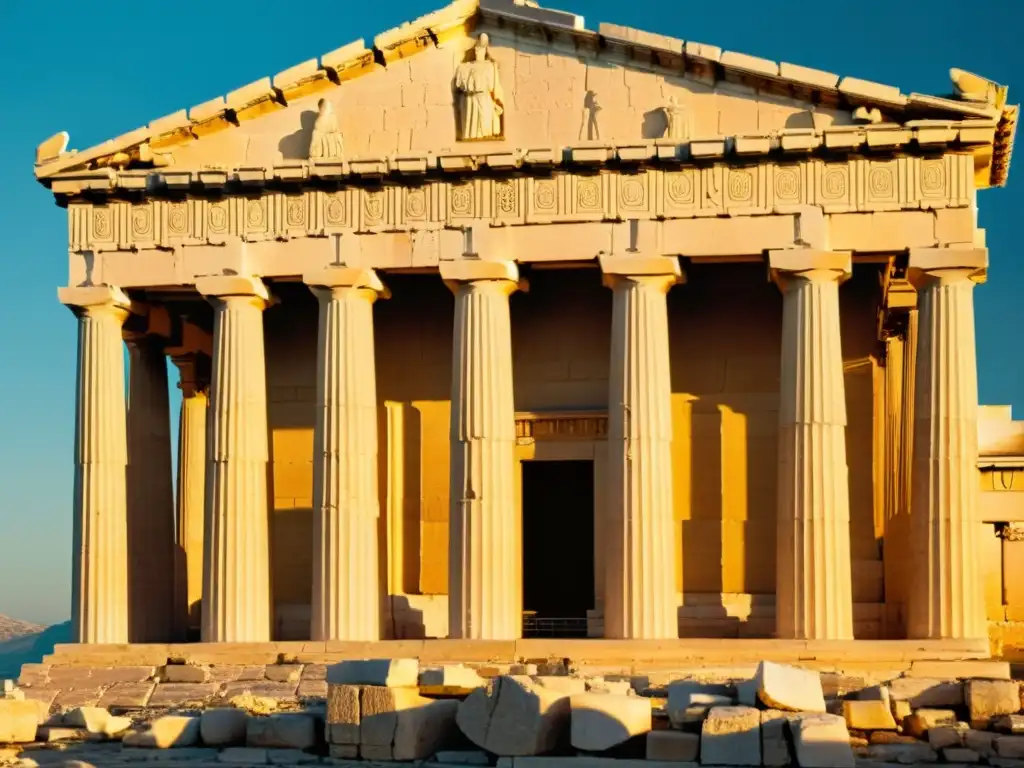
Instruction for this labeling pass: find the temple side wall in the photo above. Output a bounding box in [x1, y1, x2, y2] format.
[261, 264, 887, 640]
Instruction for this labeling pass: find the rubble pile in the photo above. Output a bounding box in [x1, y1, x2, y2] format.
[0, 658, 1021, 767]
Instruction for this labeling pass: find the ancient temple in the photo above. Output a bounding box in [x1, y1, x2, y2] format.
[33, 0, 1023, 651]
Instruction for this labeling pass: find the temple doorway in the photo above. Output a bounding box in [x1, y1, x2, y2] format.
[521, 459, 595, 638]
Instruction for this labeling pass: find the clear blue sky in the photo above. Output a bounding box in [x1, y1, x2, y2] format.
[0, 1, 1019, 625]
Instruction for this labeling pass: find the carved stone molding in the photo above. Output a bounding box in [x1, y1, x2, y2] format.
[515, 410, 608, 442]
[67, 154, 974, 254]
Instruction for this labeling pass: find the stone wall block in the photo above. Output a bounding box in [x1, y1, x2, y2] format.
[756, 661, 827, 712]
[246, 713, 316, 750]
[201, 707, 249, 746]
[967, 680, 1022, 730]
[0, 700, 41, 743]
[700, 706, 761, 766]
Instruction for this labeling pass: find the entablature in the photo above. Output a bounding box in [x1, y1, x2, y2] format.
[66, 152, 974, 257]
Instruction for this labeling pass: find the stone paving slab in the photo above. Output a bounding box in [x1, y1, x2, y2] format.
[222, 681, 299, 701]
[147, 683, 220, 708]
[98, 681, 157, 709]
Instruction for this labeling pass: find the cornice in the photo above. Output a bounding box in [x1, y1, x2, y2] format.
[47, 125, 989, 201]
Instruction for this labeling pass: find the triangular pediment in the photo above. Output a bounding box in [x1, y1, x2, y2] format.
[34, 0, 1016, 190]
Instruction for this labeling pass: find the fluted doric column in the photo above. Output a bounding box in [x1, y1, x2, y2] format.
[304, 268, 388, 641]
[196, 276, 272, 642]
[442, 260, 521, 640]
[171, 353, 209, 640]
[59, 285, 132, 644]
[600, 255, 681, 639]
[907, 247, 988, 639]
[770, 249, 854, 640]
[124, 333, 176, 642]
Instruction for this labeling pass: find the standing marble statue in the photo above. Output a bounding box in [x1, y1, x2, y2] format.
[663, 96, 692, 142]
[454, 34, 505, 141]
[308, 99, 345, 161]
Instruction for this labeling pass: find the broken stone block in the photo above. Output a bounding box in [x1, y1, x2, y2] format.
[965, 729, 998, 757]
[891, 699, 912, 723]
[856, 685, 892, 710]
[62, 707, 112, 734]
[123, 715, 200, 748]
[755, 661, 826, 713]
[585, 677, 633, 696]
[247, 713, 316, 750]
[39, 726, 87, 742]
[456, 675, 570, 756]
[200, 708, 248, 747]
[928, 723, 969, 749]
[646, 730, 699, 762]
[700, 706, 761, 766]
[868, 741, 939, 763]
[842, 700, 896, 730]
[326, 658, 418, 687]
[887, 677, 963, 708]
[790, 713, 856, 768]
[326, 684, 360, 744]
[533, 676, 587, 695]
[393, 698, 459, 760]
[761, 710, 791, 767]
[736, 679, 758, 707]
[996, 715, 1024, 734]
[570, 692, 651, 751]
[904, 708, 958, 737]
[997, 736, 1024, 759]
[361, 686, 429, 747]
[265, 665, 304, 684]
[419, 665, 485, 689]
[944, 746, 981, 763]
[666, 681, 734, 727]
[967, 680, 1022, 729]
[0, 700, 42, 743]
[161, 664, 209, 683]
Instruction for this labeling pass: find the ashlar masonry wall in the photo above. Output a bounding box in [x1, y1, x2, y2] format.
[261, 263, 884, 640]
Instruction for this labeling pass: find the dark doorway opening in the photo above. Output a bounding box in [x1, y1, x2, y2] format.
[521, 459, 595, 638]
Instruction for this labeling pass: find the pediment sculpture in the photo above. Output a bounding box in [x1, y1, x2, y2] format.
[454, 34, 505, 141]
[663, 96, 692, 142]
[309, 99, 345, 161]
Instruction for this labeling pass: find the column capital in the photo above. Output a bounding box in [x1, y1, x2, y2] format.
[58, 285, 132, 317]
[907, 247, 988, 286]
[303, 267, 389, 299]
[769, 249, 851, 288]
[440, 259, 524, 295]
[170, 352, 211, 398]
[599, 255, 684, 291]
[196, 275, 270, 303]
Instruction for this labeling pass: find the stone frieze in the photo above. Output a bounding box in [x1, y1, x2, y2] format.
[68, 154, 973, 253]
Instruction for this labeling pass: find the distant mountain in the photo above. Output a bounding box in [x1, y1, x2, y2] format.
[0, 617, 72, 681]
[0, 615, 44, 642]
